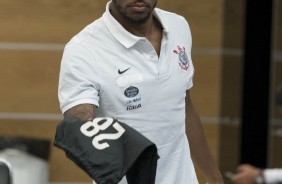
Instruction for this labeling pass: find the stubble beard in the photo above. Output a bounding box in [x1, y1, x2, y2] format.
[120, 1, 157, 25]
[124, 13, 151, 25]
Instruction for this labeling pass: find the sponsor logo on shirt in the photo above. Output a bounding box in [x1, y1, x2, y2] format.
[173, 45, 190, 71]
[124, 86, 139, 98]
[124, 86, 142, 111]
[127, 104, 142, 111]
[126, 96, 141, 104]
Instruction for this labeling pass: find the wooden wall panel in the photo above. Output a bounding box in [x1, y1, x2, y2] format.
[269, 0, 282, 169]
[219, 0, 245, 182]
[0, 0, 108, 43]
[273, 62, 282, 118]
[0, 51, 62, 113]
[158, 0, 224, 48]
[274, 0, 282, 50]
[0, 0, 224, 47]
[191, 55, 222, 116]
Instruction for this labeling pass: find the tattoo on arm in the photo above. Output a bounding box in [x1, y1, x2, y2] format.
[63, 104, 96, 122]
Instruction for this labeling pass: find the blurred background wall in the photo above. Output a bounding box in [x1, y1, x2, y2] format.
[0, 0, 281, 183]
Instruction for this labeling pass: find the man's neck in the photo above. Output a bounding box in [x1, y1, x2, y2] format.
[109, 8, 154, 37]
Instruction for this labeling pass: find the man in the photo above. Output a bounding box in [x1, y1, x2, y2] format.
[58, 0, 223, 183]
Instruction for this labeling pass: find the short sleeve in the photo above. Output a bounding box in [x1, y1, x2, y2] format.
[186, 61, 195, 90]
[181, 16, 195, 90]
[58, 43, 100, 113]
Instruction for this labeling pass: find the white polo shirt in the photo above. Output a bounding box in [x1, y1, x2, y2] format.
[59, 1, 198, 184]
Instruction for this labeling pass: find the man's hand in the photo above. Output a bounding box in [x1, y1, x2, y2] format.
[231, 164, 263, 184]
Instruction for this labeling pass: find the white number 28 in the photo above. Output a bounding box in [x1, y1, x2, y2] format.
[80, 118, 125, 150]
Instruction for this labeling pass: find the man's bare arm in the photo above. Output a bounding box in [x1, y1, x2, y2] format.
[185, 91, 223, 184]
[63, 104, 96, 122]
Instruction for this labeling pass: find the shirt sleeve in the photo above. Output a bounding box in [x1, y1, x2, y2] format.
[181, 16, 195, 90]
[263, 168, 282, 183]
[58, 43, 100, 113]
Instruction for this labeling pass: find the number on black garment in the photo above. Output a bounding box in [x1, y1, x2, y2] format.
[80, 117, 125, 150]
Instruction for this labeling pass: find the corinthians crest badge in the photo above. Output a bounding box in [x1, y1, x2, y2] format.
[173, 45, 190, 71]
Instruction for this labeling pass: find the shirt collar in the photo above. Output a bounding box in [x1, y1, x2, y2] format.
[102, 1, 169, 48]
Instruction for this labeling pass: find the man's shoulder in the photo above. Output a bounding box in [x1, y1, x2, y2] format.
[154, 8, 190, 34]
[66, 17, 108, 47]
[155, 8, 187, 22]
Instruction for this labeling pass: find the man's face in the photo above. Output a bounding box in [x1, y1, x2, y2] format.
[111, 0, 157, 24]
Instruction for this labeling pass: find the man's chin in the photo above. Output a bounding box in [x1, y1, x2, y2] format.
[125, 14, 151, 24]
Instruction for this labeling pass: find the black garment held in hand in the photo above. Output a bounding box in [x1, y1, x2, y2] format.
[53, 118, 159, 184]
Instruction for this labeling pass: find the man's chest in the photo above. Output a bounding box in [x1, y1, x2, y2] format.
[92, 41, 193, 113]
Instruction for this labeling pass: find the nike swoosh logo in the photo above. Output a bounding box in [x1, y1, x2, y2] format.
[118, 67, 130, 74]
